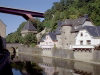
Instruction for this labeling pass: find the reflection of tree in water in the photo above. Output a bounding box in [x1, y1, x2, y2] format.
[11, 52, 16, 60]
[0, 63, 13, 75]
[0, 36, 13, 75]
[11, 61, 43, 75]
[74, 69, 92, 75]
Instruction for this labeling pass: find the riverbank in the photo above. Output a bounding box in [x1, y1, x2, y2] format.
[17, 52, 100, 65]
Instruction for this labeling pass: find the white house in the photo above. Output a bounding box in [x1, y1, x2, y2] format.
[72, 26, 100, 61]
[39, 32, 57, 56]
[39, 32, 57, 49]
[73, 26, 100, 50]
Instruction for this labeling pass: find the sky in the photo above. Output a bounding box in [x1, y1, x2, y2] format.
[0, 0, 60, 35]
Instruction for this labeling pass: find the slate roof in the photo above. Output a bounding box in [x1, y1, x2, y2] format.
[22, 21, 37, 31]
[48, 32, 57, 41]
[82, 26, 100, 37]
[40, 32, 57, 42]
[62, 17, 87, 26]
[53, 17, 87, 34]
[62, 14, 89, 27]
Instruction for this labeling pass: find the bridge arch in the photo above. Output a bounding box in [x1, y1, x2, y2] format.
[11, 47, 16, 53]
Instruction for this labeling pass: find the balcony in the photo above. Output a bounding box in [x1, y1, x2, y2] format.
[40, 45, 54, 48]
[72, 45, 94, 49]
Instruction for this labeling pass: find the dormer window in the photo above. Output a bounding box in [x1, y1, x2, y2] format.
[81, 33, 83, 36]
[46, 36, 48, 39]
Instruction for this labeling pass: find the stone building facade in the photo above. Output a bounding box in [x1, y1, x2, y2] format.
[39, 15, 94, 50]
[0, 19, 6, 48]
[56, 15, 94, 49]
[0, 20, 6, 38]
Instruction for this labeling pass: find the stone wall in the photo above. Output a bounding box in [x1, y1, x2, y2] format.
[52, 49, 74, 59]
[56, 26, 76, 49]
[74, 50, 93, 62]
[93, 50, 100, 62]
[0, 20, 6, 48]
[0, 20, 6, 38]
[42, 49, 53, 57]
[74, 50, 100, 62]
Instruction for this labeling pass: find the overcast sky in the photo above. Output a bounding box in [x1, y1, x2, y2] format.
[0, 0, 59, 35]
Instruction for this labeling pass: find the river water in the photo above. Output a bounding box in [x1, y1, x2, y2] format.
[10, 53, 100, 75]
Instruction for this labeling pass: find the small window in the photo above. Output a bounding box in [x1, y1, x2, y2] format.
[66, 43, 68, 45]
[87, 40, 91, 45]
[80, 40, 83, 45]
[46, 42, 48, 45]
[46, 36, 48, 39]
[81, 33, 83, 36]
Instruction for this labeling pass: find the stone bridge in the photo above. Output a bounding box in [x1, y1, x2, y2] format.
[7, 43, 73, 59]
[6, 43, 22, 52]
[7, 43, 22, 48]
[6, 43, 42, 55]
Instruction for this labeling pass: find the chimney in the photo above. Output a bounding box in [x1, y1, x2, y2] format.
[84, 14, 88, 19]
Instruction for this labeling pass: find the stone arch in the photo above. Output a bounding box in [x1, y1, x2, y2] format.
[11, 47, 16, 53]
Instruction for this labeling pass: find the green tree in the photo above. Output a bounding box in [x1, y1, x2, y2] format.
[6, 22, 27, 43]
[23, 33, 37, 47]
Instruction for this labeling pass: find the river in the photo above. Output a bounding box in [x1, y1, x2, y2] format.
[10, 53, 100, 75]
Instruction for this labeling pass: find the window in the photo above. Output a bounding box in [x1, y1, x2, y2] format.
[80, 40, 83, 45]
[81, 33, 83, 36]
[46, 36, 48, 39]
[46, 42, 48, 45]
[87, 40, 91, 45]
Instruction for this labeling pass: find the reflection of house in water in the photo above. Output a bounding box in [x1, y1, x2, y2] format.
[21, 21, 37, 37]
[39, 57, 74, 75]
[73, 61, 100, 75]
[39, 57, 100, 75]
[11, 54, 100, 75]
[0, 19, 6, 48]
[39, 57, 55, 75]
[40, 58, 100, 75]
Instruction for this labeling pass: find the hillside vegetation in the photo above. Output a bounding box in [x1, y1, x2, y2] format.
[43, 0, 100, 30]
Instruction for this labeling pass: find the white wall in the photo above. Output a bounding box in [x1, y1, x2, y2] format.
[75, 30, 100, 47]
[39, 35, 56, 49]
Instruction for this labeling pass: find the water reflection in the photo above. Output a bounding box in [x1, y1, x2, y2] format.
[11, 53, 100, 75]
[11, 61, 43, 75]
[0, 63, 13, 75]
